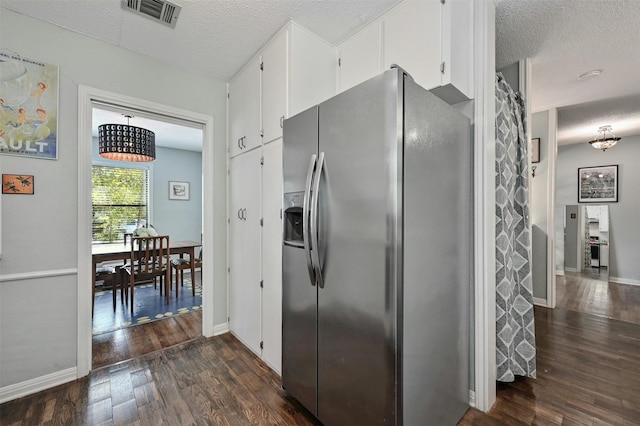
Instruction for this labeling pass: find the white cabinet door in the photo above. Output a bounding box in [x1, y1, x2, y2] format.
[439, 0, 473, 102]
[262, 30, 288, 144]
[383, 0, 441, 91]
[289, 23, 337, 116]
[261, 139, 283, 374]
[229, 149, 262, 355]
[229, 56, 261, 157]
[338, 23, 381, 93]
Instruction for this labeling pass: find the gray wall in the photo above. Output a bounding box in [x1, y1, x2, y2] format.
[556, 135, 640, 282]
[0, 9, 227, 388]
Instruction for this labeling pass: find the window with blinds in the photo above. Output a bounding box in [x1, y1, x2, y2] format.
[92, 165, 149, 244]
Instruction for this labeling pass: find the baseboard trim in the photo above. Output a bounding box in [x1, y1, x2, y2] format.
[469, 389, 476, 407]
[533, 297, 548, 307]
[0, 367, 77, 404]
[555, 269, 565, 276]
[610, 277, 640, 287]
[565, 267, 577, 273]
[213, 322, 229, 336]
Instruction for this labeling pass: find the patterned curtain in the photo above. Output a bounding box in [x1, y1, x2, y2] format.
[495, 73, 536, 382]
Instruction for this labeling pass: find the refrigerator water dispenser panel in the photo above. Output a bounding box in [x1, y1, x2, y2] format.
[284, 192, 304, 247]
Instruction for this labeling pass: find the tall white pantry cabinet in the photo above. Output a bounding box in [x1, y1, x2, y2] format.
[227, 0, 473, 376]
[227, 22, 336, 374]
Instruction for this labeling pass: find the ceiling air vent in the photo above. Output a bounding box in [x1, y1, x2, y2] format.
[122, 0, 181, 28]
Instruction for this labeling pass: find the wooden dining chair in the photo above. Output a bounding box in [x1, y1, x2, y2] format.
[122, 235, 171, 313]
[170, 248, 202, 297]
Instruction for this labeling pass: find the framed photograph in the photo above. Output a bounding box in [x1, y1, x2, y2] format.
[169, 181, 190, 200]
[0, 50, 59, 160]
[578, 165, 618, 203]
[531, 138, 540, 163]
[3, 174, 34, 194]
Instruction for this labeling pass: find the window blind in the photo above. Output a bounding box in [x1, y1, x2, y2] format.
[92, 165, 149, 244]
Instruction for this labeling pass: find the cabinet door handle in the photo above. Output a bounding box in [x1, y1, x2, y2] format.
[280, 115, 284, 129]
[237, 138, 242, 149]
[238, 209, 243, 220]
[241, 208, 247, 220]
[241, 136, 246, 149]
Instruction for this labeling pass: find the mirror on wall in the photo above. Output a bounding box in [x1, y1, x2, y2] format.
[563, 205, 609, 277]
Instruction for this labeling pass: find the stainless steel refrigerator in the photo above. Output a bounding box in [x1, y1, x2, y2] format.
[282, 67, 471, 425]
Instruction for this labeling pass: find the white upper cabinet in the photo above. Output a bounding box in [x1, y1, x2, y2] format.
[228, 55, 261, 158]
[339, 0, 473, 103]
[229, 22, 336, 154]
[288, 24, 337, 117]
[382, 0, 441, 91]
[432, 0, 473, 103]
[338, 23, 382, 93]
[262, 29, 288, 144]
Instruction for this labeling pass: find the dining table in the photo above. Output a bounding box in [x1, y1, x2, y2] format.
[92, 240, 202, 302]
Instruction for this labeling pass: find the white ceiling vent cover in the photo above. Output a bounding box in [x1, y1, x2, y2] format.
[122, 0, 181, 28]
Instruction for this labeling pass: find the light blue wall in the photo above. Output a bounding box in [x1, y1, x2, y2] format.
[0, 9, 227, 388]
[556, 135, 640, 282]
[152, 147, 202, 242]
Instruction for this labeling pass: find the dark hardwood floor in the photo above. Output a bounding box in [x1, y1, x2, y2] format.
[3, 305, 639, 425]
[557, 271, 640, 324]
[460, 307, 640, 425]
[92, 270, 203, 369]
[93, 310, 203, 369]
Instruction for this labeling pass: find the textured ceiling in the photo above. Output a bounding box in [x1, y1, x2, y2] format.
[496, 0, 640, 145]
[1, 0, 399, 82]
[3, 0, 639, 147]
[2, 0, 400, 151]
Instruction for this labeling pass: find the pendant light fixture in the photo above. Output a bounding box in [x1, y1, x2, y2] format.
[98, 114, 156, 162]
[588, 125, 620, 152]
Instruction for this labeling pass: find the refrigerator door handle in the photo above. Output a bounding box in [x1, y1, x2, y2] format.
[310, 152, 325, 289]
[303, 154, 317, 286]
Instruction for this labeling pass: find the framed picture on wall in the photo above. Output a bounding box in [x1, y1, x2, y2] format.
[169, 181, 190, 200]
[578, 165, 618, 203]
[0, 50, 59, 160]
[2, 174, 34, 194]
[531, 138, 540, 163]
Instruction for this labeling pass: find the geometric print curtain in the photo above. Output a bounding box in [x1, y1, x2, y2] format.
[495, 72, 537, 382]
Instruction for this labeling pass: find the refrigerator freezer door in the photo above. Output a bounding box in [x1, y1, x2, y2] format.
[282, 106, 319, 415]
[283, 106, 319, 194]
[282, 245, 318, 414]
[316, 70, 401, 425]
[402, 76, 471, 425]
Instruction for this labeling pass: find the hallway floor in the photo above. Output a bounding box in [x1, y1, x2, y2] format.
[557, 271, 640, 324]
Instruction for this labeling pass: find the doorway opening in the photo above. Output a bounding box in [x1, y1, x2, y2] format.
[78, 85, 215, 376]
[90, 105, 204, 368]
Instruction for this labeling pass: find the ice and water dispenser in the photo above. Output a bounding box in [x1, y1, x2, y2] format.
[283, 192, 304, 247]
